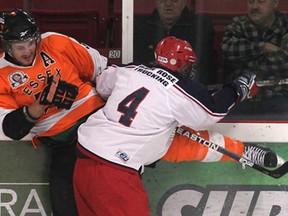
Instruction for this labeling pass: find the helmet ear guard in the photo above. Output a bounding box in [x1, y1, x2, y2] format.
[154, 36, 198, 79]
[180, 63, 199, 80]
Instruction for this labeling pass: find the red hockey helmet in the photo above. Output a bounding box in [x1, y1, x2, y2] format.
[154, 36, 197, 78]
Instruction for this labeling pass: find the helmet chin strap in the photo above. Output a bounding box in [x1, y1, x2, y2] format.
[4, 44, 37, 67]
[2, 40, 13, 56]
[4, 52, 22, 66]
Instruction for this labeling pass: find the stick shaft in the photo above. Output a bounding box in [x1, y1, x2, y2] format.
[256, 79, 288, 87]
[208, 79, 288, 91]
[176, 127, 288, 178]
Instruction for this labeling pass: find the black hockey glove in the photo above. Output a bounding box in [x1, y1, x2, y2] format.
[40, 76, 78, 109]
[233, 72, 258, 102]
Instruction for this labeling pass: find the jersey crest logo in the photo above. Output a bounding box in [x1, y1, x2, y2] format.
[9, 71, 29, 88]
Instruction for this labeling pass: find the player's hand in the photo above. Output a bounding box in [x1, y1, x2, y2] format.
[233, 72, 259, 101]
[40, 76, 78, 109]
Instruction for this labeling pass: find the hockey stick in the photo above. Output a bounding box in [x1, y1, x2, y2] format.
[256, 78, 288, 87]
[176, 127, 288, 179]
[208, 78, 288, 91]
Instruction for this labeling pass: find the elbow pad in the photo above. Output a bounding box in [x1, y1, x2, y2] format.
[2, 107, 35, 140]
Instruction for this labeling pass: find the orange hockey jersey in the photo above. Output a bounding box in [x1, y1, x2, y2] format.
[0, 32, 107, 146]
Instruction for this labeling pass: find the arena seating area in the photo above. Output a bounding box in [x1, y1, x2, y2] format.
[1, 0, 288, 79]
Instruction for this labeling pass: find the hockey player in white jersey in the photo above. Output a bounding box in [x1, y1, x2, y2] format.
[74, 36, 258, 216]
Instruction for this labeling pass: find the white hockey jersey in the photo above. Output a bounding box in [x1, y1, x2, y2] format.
[77, 64, 238, 172]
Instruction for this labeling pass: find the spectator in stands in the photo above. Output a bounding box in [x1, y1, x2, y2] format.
[221, 0, 288, 99]
[133, 0, 218, 85]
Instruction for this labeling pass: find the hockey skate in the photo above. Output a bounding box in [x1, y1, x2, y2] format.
[242, 143, 284, 168]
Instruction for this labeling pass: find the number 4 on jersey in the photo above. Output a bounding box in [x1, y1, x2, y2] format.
[117, 87, 149, 127]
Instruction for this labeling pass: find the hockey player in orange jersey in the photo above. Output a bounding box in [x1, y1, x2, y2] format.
[0, 9, 107, 216]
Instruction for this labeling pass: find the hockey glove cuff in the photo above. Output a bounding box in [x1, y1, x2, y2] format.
[40, 76, 78, 109]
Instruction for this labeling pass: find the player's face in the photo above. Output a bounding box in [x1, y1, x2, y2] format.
[155, 0, 187, 27]
[10, 37, 37, 66]
[247, 0, 279, 27]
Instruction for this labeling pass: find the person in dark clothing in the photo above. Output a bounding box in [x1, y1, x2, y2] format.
[221, 0, 288, 83]
[220, 0, 288, 117]
[134, 0, 217, 85]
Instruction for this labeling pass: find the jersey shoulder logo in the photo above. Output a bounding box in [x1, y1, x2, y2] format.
[9, 71, 29, 89]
